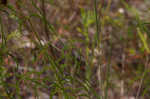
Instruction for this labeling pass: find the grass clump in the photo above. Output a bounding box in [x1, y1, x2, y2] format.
[0, 0, 150, 99]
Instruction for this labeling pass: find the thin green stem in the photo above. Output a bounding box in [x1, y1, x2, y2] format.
[94, 0, 100, 46]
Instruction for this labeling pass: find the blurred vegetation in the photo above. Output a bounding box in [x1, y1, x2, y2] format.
[0, 0, 150, 99]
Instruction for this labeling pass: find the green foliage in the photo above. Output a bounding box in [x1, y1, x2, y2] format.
[0, 0, 150, 98]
